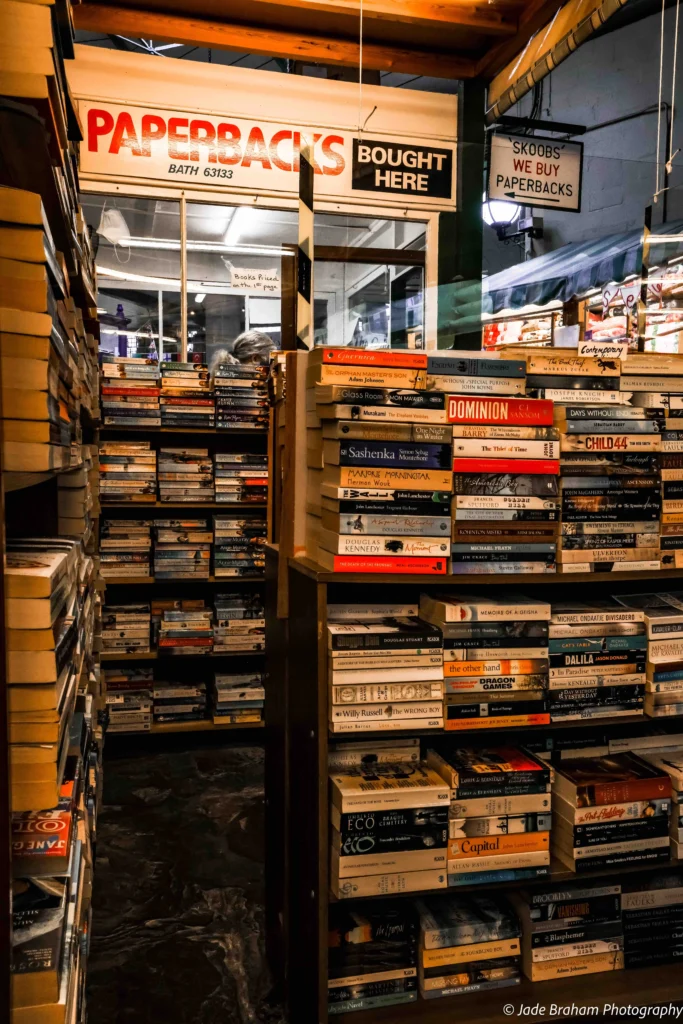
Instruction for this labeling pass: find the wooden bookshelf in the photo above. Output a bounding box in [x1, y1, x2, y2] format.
[101, 426, 267, 436]
[101, 649, 265, 661]
[265, 554, 683, 1024]
[102, 575, 265, 585]
[151, 719, 263, 735]
[100, 501, 267, 510]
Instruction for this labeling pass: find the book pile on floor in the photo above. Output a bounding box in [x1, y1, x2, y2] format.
[98, 441, 157, 504]
[307, 347, 451, 575]
[444, 354, 559, 574]
[622, 872, 683, 968]
[420, 593, 550, 732]
[212, 671, 265, 724]
[153, 518, 211, 580]
[509, 881, 625, 981]
[548, 600, 647, 722]
[328, 904, 419, 1014]
[329, 761, 449, 898]
[6, 540, 84, 811]
[100, 355, 161, 427]
[214, 452, 269, 502]
[614, 592, 683, 718]
[157, 447, 214, 503]
[214, 592, 265, 652]
[427, 747, 551, 886]
[213, 515, 266, 578]
[551, 752, 672, 871]
[99, 519, 152, 580]
[104, 666, 153, 733]
[416, 893, 521, 998]
[101, 603, 150, 656]
[152, 679, 208, 725]
[327, 604, 444, 734]
[214, 361, 269, 430]
[157, 602, 214, 656]
[0, 186, 94, 474]
[160, 361, 214, 428]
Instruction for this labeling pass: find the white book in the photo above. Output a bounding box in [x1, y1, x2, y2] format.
[452, 438, 560, 459]
[542, 389, 630, 404]
[425, 375, 525, 395]
[444, 647, 549, 661]
[560, 836, 670, 859]
[322, 404, 449, 424]
[531, 939, 622, 963]
[329, 654, 443, 672]
[560, 561, 660, 574]
[448, 795, 551, 819]
[319, 530, 449, 557]
[561, 521, 660, 536]
[420, 593, 551, 622]
[330, 701, 444, 722]
[327, 603, 418, 620]
[448, 850, 550, 874]
[330, 717, 443, 734]
[331, 682, 443, 704]
[548, 674, 643, 690]
[332, 868, 447, 899]
[332, 846, 447, 877]
[622, 885, 683, 911]
[453, 495, 559, 511]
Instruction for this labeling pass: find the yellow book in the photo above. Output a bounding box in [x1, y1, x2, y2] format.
[306, 362, 426, 390]
[448, 831, 550, 860]
[422, 937, 521, 969]
[321, 465, 452, 491]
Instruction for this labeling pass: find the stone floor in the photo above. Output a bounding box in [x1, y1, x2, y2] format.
[87, 739, 284, 1024]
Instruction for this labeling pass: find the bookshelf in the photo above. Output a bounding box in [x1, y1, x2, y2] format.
[98, 421, 271, 735]
[266, 555, 683, 1024]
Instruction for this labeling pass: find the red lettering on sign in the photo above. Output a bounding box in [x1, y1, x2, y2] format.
[109, 112, 142, 156]
[513, 158, 532, 173]
[168, 117, 190, 160]
[216, 124, 242, 165]
[87, 108, 114, 151]
[140, 114, 166, 156]
[322, 135, 345, 176]
[242, 126, 271, 168]
[269, 130, 293, 171]
[190, 119, 216, 162]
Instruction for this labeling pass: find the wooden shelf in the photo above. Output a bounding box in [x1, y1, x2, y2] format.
[291, 557, 683, 585]
[4, 469, 67, 492]
[109, 719, 264, 736]
[101, 649, 264, 661]
[335, 964, 682, 1024]
[100, 501, 267, 510]
[100, 425, 267, 435]
[328, 713, 652, 741]
[102, 575, 265, 585]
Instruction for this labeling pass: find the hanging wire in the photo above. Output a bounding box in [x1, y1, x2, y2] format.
[669, 0, 682, 172]
[358, 0, 364, 137]
[655, 0, 667, 200]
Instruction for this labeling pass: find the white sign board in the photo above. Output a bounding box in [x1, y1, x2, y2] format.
[230, 267, 280, 293]
[488, 133, 583, 213]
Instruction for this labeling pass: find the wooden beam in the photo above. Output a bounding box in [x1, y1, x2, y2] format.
[235, 0, 518, 36]
[73, 3, 477, 77]
[476, 0, 565, 77]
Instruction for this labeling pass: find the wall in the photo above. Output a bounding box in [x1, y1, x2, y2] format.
[485, 6, 683, 276]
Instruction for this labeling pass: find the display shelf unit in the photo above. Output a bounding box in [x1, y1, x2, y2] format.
[267, 556, 683, 1024]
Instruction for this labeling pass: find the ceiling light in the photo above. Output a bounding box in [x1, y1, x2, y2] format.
[195, 293, 206, 303]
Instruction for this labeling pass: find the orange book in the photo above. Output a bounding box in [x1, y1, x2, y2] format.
[311, 347, 428, 369]
[448, 831, 550, 860]
[444, 713, 550, 731]
[443, 659, 547, 677]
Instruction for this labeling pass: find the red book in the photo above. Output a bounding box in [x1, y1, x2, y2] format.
[11, 808, 73, 875]
[317, 553, 447, 574]
[447, 396, 554, 426]
[314, 347, 428, 369]
[451, 458, 560, 475]
[554, 753, 672, 806]
[158, 637, 213, 647]
[444, 714, 549, 731]
[162, 397, 215, 406]
[101, 387, 162, 397]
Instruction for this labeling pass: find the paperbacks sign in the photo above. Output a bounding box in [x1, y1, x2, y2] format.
[80, 100, 456, 207]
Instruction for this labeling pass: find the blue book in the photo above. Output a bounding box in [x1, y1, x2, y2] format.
[549, 636, 648, 654]
[447, 867, 549, 887]
[427, 355, 526, 378]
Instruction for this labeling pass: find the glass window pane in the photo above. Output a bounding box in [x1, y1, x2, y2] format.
[80, 194, 182, 360]
[315, 262, 424, 349]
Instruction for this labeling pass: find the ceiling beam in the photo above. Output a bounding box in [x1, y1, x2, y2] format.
[73, 3, 478, 77]
[476, 0, 565, 77]
[231, 0, 518, 35]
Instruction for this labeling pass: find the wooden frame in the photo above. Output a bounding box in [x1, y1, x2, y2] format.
[266, 557, 683, 1024]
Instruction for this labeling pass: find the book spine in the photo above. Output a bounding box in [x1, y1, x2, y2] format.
[448, 562, 556, 575]
[330, 701, 444, 722]
[426, 375, 525, 395]
[338, 442, 450, 469]
[321, 349, 427, 368]
[560, 435, 661, 452]
[449, 812, 551, 838]
[315, 366, 427, 388]
[531, 939, 622, 962]
[427, 357, 525, 377]
[447, 850, 550, 872]
[447, 397, 553, 425]
[332, 869, 446, 899]
[448, 832, 549, 859]
[450, 794, 551, 817]
[335, 515, 450, 536]
[526, 356, 620, 377]
[330, 717, 444, 733]
[324, 555, 447, 574]
[452, 439, 560, 459]
[452, 425, 559, 440]
[452, 458, 560, 475]
[444, 659, 547, 676]
[445, 674, 547, 693]
[331, 682, 444, 702]
[453, 495, 559, 510]
[334, 468, 453, 489]
[325, 537, 450, 557]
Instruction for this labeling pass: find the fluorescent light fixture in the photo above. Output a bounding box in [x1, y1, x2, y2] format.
[112, 235, 289, 257]
[96, 264, 180, 287]
[194, 293, 206, 303]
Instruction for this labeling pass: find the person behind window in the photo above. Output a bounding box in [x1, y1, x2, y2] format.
[233, 330, 276, 367]
[209, 348, 239, 377]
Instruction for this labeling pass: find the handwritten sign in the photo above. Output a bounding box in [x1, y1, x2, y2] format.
[230, 267, 280, 293]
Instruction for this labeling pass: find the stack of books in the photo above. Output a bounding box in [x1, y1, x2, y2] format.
[509, 882, 625, 981]
[213, 515, 266, 578]
[443, 355, 559, 574]
[214, 361, 269, 430]
[57, 456, 97, 539]
[100, 355, 161, 427]
[420, 593, 550, 732]
[327, 606, 444, 734]
[639, 753, 683, 858]
[157, 447, 214, 503]
[427, 747, 551, 886]
[214, 592, 265, 652]
[613, 592, 683, 718]
[416, 894, 522, 999]
[212, 671, 265, 724]
[6, 541, 81, 811]
[99, 520, 152, 580]
[160, 361, 214, 428]
[214, 452, 268, 503]
[153, 518, 211, 580]
[551, 753, 672, 871]
[307, 348, 451, 575]
[152, 680, 208, 725]
[102, 666, 153, 734]
[548, 601, 647, 722]
[158, 603, 214, 656]
[327, 904, 419, 1014]
[622, 872, 683, 968]
[101, 603, 150, 656]
[98, 441, 157, 504]
[329, 763, 450, 898]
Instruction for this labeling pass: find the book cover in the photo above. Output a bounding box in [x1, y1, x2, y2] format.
[447, 397, 553, 426]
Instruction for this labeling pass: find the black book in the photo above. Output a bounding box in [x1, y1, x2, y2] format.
[530, 920, 623, 947]
[327, 617, 441, 651]
[452, 475, 559, 497]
